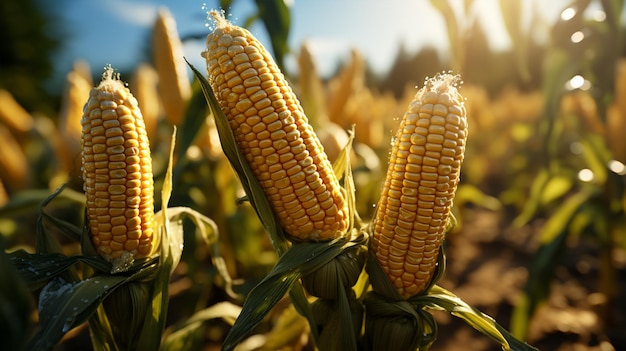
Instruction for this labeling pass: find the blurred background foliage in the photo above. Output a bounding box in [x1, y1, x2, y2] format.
[2, 0, 626, 350]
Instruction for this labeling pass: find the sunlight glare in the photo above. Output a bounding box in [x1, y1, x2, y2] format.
[570, 31, 584, 43]
[578, 169, 594, 182]
[609, 160, 626, 175]
[561, 7, 576, 21]
[566, 75, 591, 91]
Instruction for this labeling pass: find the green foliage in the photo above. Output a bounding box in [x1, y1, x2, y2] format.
[510, 0, 626, 340]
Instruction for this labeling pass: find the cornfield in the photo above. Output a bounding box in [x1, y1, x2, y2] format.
[1, 1, 625, 350]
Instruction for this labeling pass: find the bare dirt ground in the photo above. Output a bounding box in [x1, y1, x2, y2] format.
[431, 208, 626, 351]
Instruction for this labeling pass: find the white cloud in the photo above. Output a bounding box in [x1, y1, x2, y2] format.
[102, 0, 159, 27]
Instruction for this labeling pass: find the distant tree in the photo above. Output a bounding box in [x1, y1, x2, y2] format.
[381, 43, 447, 98]
[0, 0, 64, 114]
[463, 16, 544, 96]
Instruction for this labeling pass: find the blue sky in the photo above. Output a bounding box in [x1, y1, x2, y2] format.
[51, 0, 569, 84]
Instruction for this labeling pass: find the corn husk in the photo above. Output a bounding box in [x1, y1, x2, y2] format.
[301, 236, 366, 299]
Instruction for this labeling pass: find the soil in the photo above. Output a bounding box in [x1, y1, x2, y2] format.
[430, 208, 626, 351]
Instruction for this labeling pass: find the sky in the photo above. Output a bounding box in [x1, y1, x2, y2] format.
[50, 0, 571, 85]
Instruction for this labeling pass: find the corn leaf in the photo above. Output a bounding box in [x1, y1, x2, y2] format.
[510, 190, 591, 339]
[222, 239, 357, 350]
[166, 206, 236, 298]
[455, 184, 502, 211]
[161, 302, 242, 351]
[40, 210, 83, 242]
[29, 274, 130, 351]
[512, 168, 550, 228]
[418, 285, 538, 351]
[258, 305, 309, 351]
[540, 174, 574, 206]
[8, 250, 109, 287]
[171, 82, 210, 186]
[35, 184, 73, 255]
[333, 126, 359, 229]
[0, 187, 84, 218]
[135, 128, 181, 351]
[580, 137, 608, 185]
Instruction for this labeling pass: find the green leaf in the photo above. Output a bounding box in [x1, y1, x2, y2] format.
[512, 168, 550, 228]
[40, 210, 83, 242]
[580, 137, 608, 185]
[511, 190, 591, 339]
[335, 126, 359, 229]
[222, 239, 355, 350]
[171, 83, 210, 186]
[36, 184, 73, 255]
[418, 285, 538, 351]
[135, 128, 180, 351]
[0, 187, 84, 218]
[29, 274, 129, 351]
[165, 206, 236, 298]
[161, 302, 242, 351]
[455, 184, 502, 211]
[286, 282, 320, 344]
[8, 250, 110, 287]
[540, 174, 574, 206]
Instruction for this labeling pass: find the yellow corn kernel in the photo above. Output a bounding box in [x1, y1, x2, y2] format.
[152, 7, 191, 126]
[202, 10, 349, 241]
[81, 66, 155, 271]
[371, 73, 468, 298]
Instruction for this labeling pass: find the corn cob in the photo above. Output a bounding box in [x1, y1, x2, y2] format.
[81, 66, 155, 271]
[371, 73, 467, 298]
[153, 7, 191, 126]
[202, 10, 349, 241]
[58, 64, 94, 175]
[131, 63, 161, 142]
[0, 123, 30, 192]
[297, 42, 328, 128]
[0, 89, 34, 136]
[0, 179, 7, 208]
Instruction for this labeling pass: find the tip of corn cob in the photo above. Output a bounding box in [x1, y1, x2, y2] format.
[98, 65, 123, 91]
[206, 9, 229, 29]
[415, 73, 463, 102]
